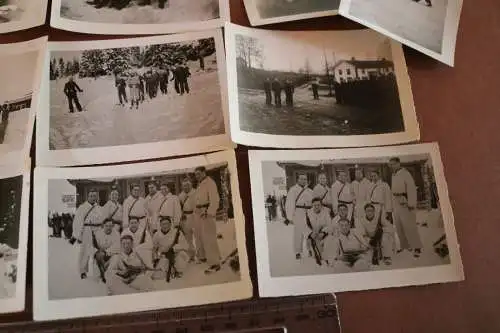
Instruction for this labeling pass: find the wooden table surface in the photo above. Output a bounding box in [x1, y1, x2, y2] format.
[1, 0, 500, 332]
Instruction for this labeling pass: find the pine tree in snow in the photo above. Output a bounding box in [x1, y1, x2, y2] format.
[58, 58, 65, 78]
[105, 47, 132, 75]
[80, 49, 106, 78]
[72, 59, 80, 76]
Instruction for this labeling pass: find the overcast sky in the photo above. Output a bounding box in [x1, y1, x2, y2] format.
[0, 51, 38, 102]
[240, 29, 392, 73]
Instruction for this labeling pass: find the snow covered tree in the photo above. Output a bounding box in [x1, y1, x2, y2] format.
[80, 49, 106, 78]
[105, 47, 131, 75]
[72, 59, 80, 76]
[58, 58, 65, 78]
[50, 58, 57, 80]
[65, 61, 72, 77]
[143, 44, 177, 68]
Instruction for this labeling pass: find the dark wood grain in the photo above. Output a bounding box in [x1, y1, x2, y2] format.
[1, 0, 500, 332]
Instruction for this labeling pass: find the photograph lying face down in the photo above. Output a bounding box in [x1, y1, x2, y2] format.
[249, 143, 463, 296]
[33, 150, 251, 320]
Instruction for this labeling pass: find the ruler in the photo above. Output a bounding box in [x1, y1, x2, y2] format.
[0, 294, 339, 333]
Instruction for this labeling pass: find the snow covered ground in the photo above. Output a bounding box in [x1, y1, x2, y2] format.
[0, 108, 30, 155]
[60, 0, 219, 24]
[347, 0, 448, 53]
[48, 219, 240, 300]
[267, 209, 450, 277]
[49, 59, 225, 150]
[0, 257, 17, 299]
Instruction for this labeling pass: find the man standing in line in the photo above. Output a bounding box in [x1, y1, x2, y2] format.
[193, 166, 221, 274]
[389, 157, 422, 258]
[92, 219, 121, 283]
[177, 178, 197, 262]
[100, 187, 123, 233]
[144, 181, 164, 234]
[70, 189, 101, 279]
[331, 170, 354, 223]
[285, 173, 313, 260]
[122, 183, 147, 231]
[181, 62, 191, 94]
[312, 172, 332, 215]
[271, 77, 282, 108]
[369, 170, 393, 229]
[105, 235, 155, 295]
[115, 74, 128, 107]
[352, 169, 373, 222]
[284, 78, 294, 107]
[158, 182, 182, 231]
[63, 76, 83, 113]
[264, 77, 272, 106]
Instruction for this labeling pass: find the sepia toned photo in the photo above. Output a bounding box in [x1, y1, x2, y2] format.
[33, 150, 251, 321]
[244, 0, 339, 26]
[37, 31, 232, 166]
[225, 23, 419, 149]
[249, 143, 463, 296]
[50, 0, 228, 35]
[0, 0, 48, 34]
[0, 37, 46, 161]
[339, 0, 463, 66]
[0, 162, 30, 314]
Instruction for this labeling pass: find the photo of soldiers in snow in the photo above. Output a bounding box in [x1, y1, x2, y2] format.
[234, 28, 408, 138]
[48, 36, 225, 151]
[261, 152, 452, 277]
[46, 162, 241, 299]
[58, 0, 221, 26]
[0, 175, 22, 300]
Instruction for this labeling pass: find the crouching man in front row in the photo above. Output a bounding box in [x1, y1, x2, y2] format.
[105, 235, 154, 295]
[152, 217, 189, 282]
[93, 219, 121, 283]
[323, 219, 372, 273]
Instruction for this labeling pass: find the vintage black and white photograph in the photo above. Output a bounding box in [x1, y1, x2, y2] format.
[37, 31, 232, 166]
[0, 0, 48, 34]
[50, 0, 228, 35]
[0, 37, 45, 160]
[249, 143, 463, 296]
[225, 24, 419, 148]
[243, 0, 339, 26]
[339, 0, 463, 66]
[33, 150, 251, 321]
[0, 162, 30, 313]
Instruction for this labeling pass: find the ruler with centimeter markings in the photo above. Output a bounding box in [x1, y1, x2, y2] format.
[0, 294, 340, 333]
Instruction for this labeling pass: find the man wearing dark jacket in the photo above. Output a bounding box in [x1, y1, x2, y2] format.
[263, 78, 272, 106]
[115, 75, 128, 106]
[284, 79, 294, 107]
[271, 77, 282, 108]
[64, 77, 83, 113]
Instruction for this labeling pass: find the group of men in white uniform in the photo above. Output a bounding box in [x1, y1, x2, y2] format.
[68, 166, 222, 295]
[285, 157, 423, 273]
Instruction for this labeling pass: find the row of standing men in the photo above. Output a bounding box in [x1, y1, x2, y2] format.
[68, 167, 223, 295]
[285, 157, 423, 271]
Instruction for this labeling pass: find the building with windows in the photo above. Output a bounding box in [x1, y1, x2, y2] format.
[332, 58, 394, 83]
[1, 93, 32, 112]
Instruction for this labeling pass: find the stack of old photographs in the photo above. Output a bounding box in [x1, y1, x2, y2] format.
[0, 0, 465, 322]
[243, 0, 463, 65]
[0, 0, 48, 34]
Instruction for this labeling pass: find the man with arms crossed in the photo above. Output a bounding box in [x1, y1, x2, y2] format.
[122, 183, 147, 231]
[312, 172, 332, 215]
[331, 171, 354, 223]
[158, 182, 182, 230]
[100, 187, 123, 233]
[389, 157, 422, 258]
[285, 173, 313, 260]
[105, 235, 154, 295]
[351, 169, 372, 222]
[177, 178, 196, 262]
[194, 167, 222, 274]
[71, 189, 101, 280]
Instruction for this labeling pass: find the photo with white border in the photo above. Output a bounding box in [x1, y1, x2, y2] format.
[36, 30, 233, 167]
[50, 0, 228, 35]
[0, 37, 46, 162]
[249, 143, 464, 297]
[33, 150, 252, 321]
[243, 0, 339, 26]
[225, 23, 419, 149]
[339, 0, 463, 66]
[0, 0, 48, 34]
[0, 160, 30, 314]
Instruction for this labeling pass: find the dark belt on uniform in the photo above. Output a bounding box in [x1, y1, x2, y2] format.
[371, 201, 383, 205]
[83, 223, 102, 227]
[183, 210, 194, 215]
[129, 215, 146, 219]
[338, 200, 353, 204]
[393, 193, 407, 198]
[295, 205, 312, 209]
[196, 204, 209, 209]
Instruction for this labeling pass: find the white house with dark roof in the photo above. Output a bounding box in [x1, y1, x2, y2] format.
[332, 58, 394, 83]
